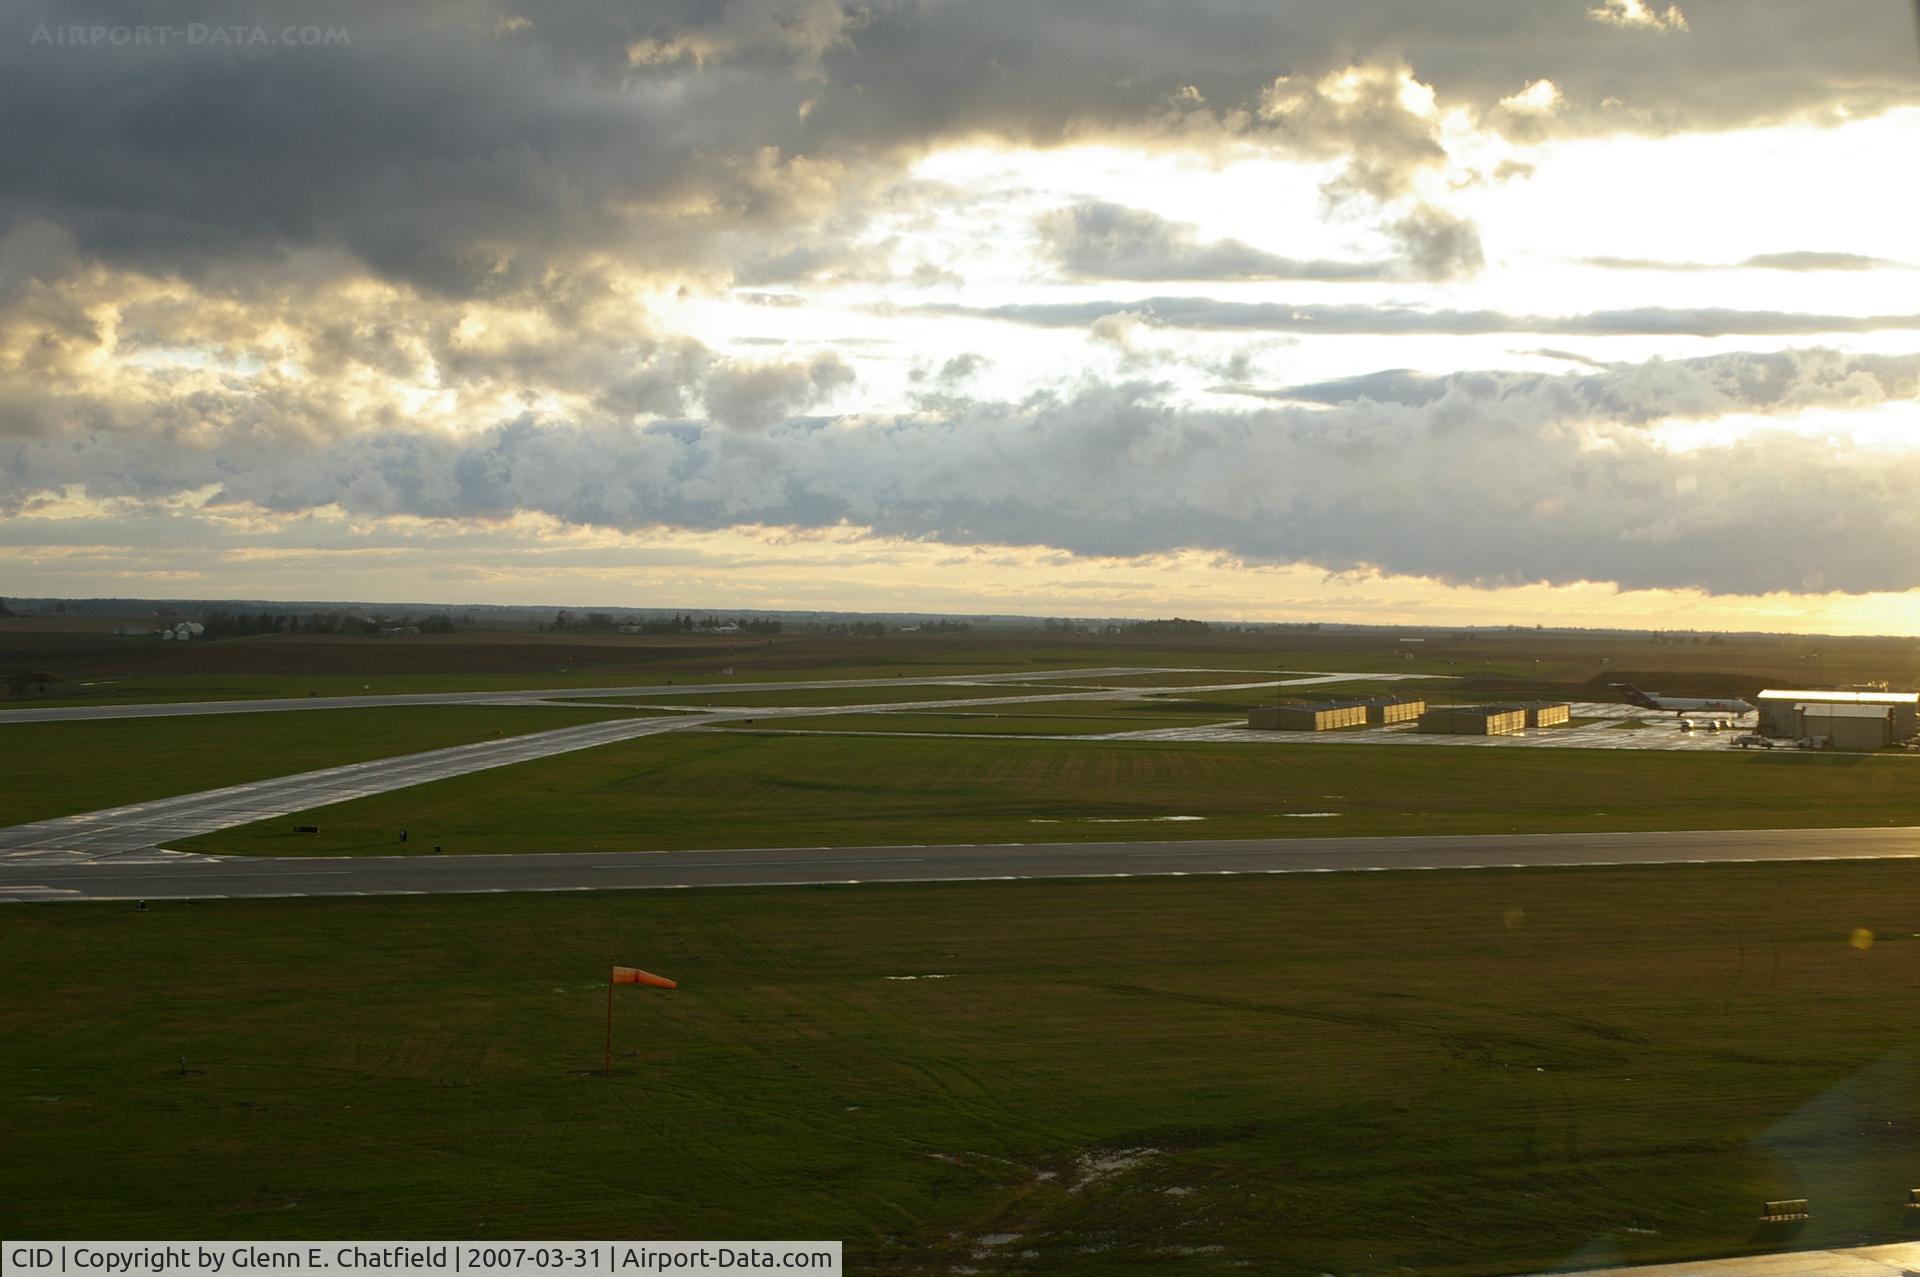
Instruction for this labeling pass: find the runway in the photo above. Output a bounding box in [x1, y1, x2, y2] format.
[0, 713, 704, 858]
[1, 665, 1872, 905]
[0, 673, 1408, 862]
[4, 825, 1917, 903]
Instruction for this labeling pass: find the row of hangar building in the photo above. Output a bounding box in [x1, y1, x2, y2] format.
[1245, 689, 1920, 750]
[1247, 697, 1572, 736]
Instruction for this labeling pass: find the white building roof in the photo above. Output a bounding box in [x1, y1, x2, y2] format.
[1759, 688, 1918, 705]
[1797, 703, 1894, 718]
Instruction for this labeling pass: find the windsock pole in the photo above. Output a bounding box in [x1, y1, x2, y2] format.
[603, 967, 615, 1074]
[603, 965, 676, 1073]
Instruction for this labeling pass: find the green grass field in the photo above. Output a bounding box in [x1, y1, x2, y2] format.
[708, 711, 1228, 737]
[0, 705, 645, 826]
[568, 684, 1064, 708]
[1251, 678, 1455, 698]
[12, 672, 703, 706]
[4, 641, 1309, 707]
[1141, 681, 1458, 713]
[1145, 689, 1326, 712]
[1026, 670, 1305, 687]
[181, 732, 1920, 859]
[14, 621, 1920, 712]
[11, 662, 1227, 708]
[1271, 651, 1554, 678]
[853, 698, 1224, 720]
[6, 865, 1920, 1273]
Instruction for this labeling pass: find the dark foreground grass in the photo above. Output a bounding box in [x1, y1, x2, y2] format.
[5, 866, 1920, 1274]
[183, 731, 1920, 858]
[0, 705, 641, 826]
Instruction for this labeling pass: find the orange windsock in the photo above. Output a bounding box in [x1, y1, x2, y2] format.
[612, 965, 678, 989]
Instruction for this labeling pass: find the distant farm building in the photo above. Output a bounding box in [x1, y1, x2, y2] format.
[1524, 702, 1572, 728]
[1417, 705, 1528, 736]
[1756, 689, 1918, 746]
[1247, 701, 1369, 732]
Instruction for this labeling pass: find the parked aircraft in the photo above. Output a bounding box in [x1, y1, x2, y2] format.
[1612, 683, 1755, 716]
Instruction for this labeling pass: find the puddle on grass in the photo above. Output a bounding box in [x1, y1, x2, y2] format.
[1279, 812, 1342, 818]
[963, 1233, 1024, 1263]
[882, 974, 953, 981]
[1069, 1147, 1159, 1193]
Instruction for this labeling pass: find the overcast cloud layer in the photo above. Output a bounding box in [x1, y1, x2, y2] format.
[8, 349, 1920, 594]
[6, 0, 1917, 292]
[929, 299, 1920, 337]
[4, 0, 1920, 609]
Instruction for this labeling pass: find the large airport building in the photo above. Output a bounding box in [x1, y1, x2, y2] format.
[1756, 689, 1919, 751]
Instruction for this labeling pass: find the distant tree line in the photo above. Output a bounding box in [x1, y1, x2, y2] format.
[1039, 616, 1222, 636]
[788, 619, 971, 636]
[548, 611, 781, 635]
[199, 610, 463, 638]
[800, 620, 889, 637]
[1117, 617, 1211, 636]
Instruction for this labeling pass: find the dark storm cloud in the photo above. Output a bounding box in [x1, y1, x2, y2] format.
[1225, 349, 1920, 420]
[1585, 252, 1913, 271]
[1742, 251, 1908, 271]
[1038, 202, 1395, 282]
[702, 352, 855, 429]
[1383, 206, 1485, 281]
[927, 297, 1920, 336]
[8, 348, 1920, 595]
[807, 0, 1919, 150]
[2, 1, 837, 294]
[4, 0, 1916, 293]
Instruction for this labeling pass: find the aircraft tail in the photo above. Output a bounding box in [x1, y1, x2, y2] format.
[1609, 682, 1659, 709]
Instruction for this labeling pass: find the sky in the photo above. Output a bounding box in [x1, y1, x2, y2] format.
[3, 0, 1920, 630]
